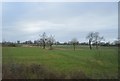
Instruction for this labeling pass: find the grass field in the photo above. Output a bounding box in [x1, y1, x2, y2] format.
[2, 45, 118, 79]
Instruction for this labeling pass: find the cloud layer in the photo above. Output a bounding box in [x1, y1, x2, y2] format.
[2, 2, 118, 42]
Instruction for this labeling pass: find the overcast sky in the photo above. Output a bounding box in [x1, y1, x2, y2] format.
[2, 2, 118, 43]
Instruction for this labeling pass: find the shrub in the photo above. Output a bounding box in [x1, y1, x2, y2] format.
[2, 63, 89, 79]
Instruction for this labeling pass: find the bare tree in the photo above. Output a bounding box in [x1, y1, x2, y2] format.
[86, 32, 94, 50]
[17, 40, 20, 44]
[71, 38, 79, 51]
[39, 32, 47, 49]
[92, 32, 104, 49]
[86, 32, 104, 49]
[47, 35, 55, 50]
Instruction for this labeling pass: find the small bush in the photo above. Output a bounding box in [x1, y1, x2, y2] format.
[2, 63, 89, 79]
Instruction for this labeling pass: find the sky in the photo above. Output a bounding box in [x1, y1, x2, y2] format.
[2, 2, 118, 43]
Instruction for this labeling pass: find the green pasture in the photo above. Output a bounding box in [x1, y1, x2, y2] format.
[2, 45, 118, 79]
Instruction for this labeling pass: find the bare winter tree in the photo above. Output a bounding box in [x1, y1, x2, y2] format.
[86, 32, 104, 49]
[39, 32, 47, 49]
[47, 35, 55, 50]
[17, 40, 20, 45]
[92, 32, 104, 49]
[71, 38, 79, 51]
[86, 32, 94, 50]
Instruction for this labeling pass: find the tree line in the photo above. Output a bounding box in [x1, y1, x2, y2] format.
[2, 32, 119, 50]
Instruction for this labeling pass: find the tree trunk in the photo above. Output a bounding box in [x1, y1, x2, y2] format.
[90, 44, 92, 50]
[43, 41, 45, 49]
[89, 40, 92, 50]
[43, 44, 45, 49]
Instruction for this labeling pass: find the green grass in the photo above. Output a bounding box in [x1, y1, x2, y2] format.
[2, 45, 118, 79]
